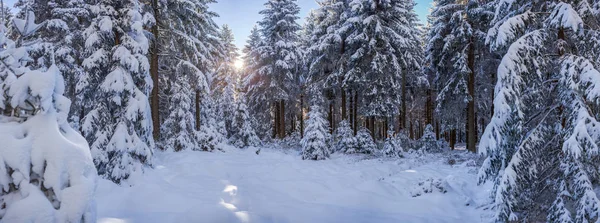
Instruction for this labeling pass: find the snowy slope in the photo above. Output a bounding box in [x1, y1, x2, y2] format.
[96, 146, 491, 223]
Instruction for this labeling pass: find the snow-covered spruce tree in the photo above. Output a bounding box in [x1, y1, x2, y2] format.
[81, 0, 154, 183]
[342, 0, 423, 132]
[418, 124, 441, 152]
[355, 127, 376, 154]
[301, 98, 331, 160]
[479, 1, 600, 221]
[384, 131, 403, 157]
[212, 25, 239, 137]
[307, 0, 351, 107]
[247, 0, 301, 139]
[0, 19, 96, 222]
[150, 0, 221, 151]
[335, 120, 358, 153]
[241, 25, 261, 89]
[160, 70, 197, 152]
[230, 90, 261, 148]
[428, 0, 494, 152]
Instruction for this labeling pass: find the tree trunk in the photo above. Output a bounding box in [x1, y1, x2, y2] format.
[329, 100, 335, 134]
[467, 36, 477, 153]
[426, 88, 433, 125]
[195, 90, 201, 131]
[150, 0, 160, 141]
[450, 129, 456, 150]
[349, 89, 354, 129]
[279, 99, 285, 139]
[300, 94, 304, 138]
[353, 91, 358, 136]
[341, 89, 347, 120]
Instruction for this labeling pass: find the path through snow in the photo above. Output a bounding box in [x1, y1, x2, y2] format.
[96, 146, 491, 223]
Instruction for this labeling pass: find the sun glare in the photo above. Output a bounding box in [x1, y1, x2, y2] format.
[234, 59, 244, 70]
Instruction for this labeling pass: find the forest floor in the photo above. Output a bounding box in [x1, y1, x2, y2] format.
[95, 145, 493, 223]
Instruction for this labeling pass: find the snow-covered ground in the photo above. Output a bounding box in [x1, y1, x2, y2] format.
[96, 146, 492, 223]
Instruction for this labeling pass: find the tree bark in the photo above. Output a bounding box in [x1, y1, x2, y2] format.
[467, 36, 477, 153]
[450, 129, 456, 150]
[331, 100, 336, 133]
[280, 100, 285, 139]
[426, 88, 433, 125]
[341, 89, 347, 120]
[150, 0, 160, 141]
[300, 94, 304, 138]
[349, 89, 354, 129]
[353, 91, 358, 136]
[195, 90, 201, 131]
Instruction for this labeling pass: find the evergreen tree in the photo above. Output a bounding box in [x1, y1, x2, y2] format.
[342, 0, 424, 133]
[301, 100, 331, 160]
[241, 25, 261, 88]
[0, 18, 96, 222]
[230, 90, 261, 148]
[335, 120, 358, 153]
[479, 0, 600, 221]
[81, 0, 154, 184]
[213, 24, 239, 137]
[161, 73, 197, 151]
[427, 0, 494, 152]
[247, 0, 302, 139]
[355, 127, 376, 154]
[418, 124, 440, 152]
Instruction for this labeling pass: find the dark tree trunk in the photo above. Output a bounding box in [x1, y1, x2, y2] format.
[150, 0, 160, 141]
[353, 91, 358, 136]
[450, 129, 457, 150]
[349, 89, 354, 129]
[467, 36, 477, 153]
[426, 88, 433, 125]
[279, 100, 285, 139]
[341, 89, 347, 120]
[300, 94, 304, 138]
[328, 100, 334, 134]
[195, 90, 201, 131]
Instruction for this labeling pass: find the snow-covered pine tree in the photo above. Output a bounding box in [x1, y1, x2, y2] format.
[230, 90, 261, 148]
[247, 0, 302, 139]
[355, 127, 376, 154]
[383, 131, 403, 157]
[241, 25, 261, 89]
[153, 0, 221, 151]
[212, 24, 239, 137]
[428, 0, 494, 152]
[335, 120, 358, 153]
[0, 18, 96, 222]
[81, 0, 154, 183]
[301, 98, 331, 160]
[14, 0, 90, 128]
[160, 72, 197, 152]
[342, 0, 423, 133]
[418, 124, 441, 152]
[479, 0, 600, 221]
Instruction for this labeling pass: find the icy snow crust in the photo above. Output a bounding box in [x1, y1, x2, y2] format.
[97, 146, 491, 223]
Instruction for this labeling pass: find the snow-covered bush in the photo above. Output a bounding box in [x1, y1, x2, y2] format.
[335, 120, 358, 153]
[355, 128, 376, 154]
[410, 178, 447, 197]
[301, 104, 331, 160]
[0, 18, 96, 222]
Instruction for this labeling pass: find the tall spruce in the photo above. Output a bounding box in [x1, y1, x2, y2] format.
[479, 0, 600, 221]
[81, 0, 154, 184]
[247, 0, 302, 139]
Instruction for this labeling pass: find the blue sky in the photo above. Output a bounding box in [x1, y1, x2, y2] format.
[212, 0, 433, 50]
